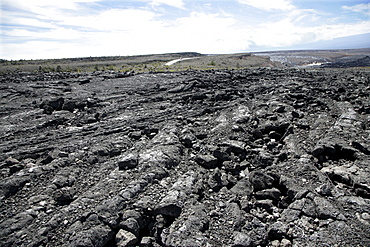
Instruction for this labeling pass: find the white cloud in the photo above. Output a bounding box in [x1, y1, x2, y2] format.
[150, 0, 185, 9]
[238, 0, 295, 11]
[250, 18, 370, 48]
[3, 7, 370, 60]
[342, 3, 370, 16]
[3, 0, 101, 10]
[167, 12, 247, 53]
[0, 40, 98, 60]
[1, 0, 102, 27]
[0, 11, 248, 59]
[2, 16, 57, 29]
[60, 9, 160, 31]
[312, 21, 370, 41]
[1, 0, 370, 60]
[4, 27, 84, 41]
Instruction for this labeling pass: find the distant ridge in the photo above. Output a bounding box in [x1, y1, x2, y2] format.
[322, 55, 370, 68]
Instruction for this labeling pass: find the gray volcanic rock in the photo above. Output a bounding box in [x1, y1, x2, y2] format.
[117, 153, 139, 170]
[0, 68, 370, 246]
[195, 154, 218, 168]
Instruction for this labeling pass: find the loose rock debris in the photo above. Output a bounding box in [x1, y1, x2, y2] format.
[0, 68, 370, 246]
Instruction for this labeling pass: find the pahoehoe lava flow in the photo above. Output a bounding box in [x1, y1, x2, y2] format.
[0, 67, 370, 246]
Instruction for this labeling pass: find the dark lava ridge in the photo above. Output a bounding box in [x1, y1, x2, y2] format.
[0, 68, 370, 247]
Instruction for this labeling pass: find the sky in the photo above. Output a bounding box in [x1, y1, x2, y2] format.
[1, 0, 370, 60]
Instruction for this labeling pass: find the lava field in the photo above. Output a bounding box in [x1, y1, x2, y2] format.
[0, 68, 369, 246]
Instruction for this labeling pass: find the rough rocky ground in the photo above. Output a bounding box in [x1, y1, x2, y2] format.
[0, 68, 370, 247]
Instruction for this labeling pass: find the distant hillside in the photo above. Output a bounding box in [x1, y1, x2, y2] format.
[0, 52, 204, 73]
[0, 52, 279, 73]
[1, 49, 370, 73]
[322, 55, 370, 68]
[253, 48, 370, 67]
